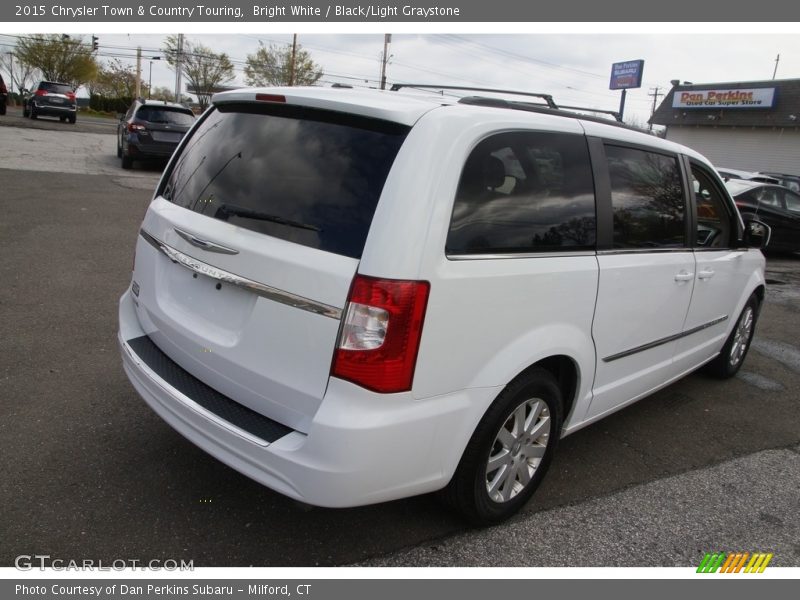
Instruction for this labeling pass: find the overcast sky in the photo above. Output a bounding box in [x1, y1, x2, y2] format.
[2, 32, 799, 125]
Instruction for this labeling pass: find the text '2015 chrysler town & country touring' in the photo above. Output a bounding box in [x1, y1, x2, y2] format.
[119, 86, 769, 524]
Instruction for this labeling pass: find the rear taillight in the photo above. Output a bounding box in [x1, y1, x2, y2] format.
[66, 92, 76, 101]
[331, 275, 430, 394]
[35, 89, 48, 97]
[128, 123, 146, 132]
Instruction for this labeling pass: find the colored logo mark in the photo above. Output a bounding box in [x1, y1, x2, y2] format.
[697, 552, 773, 573]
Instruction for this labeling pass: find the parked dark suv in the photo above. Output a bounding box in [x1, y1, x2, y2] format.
[0, 74, 7, 115]
[117, 99, 196, 169]
[23, 81, 77, 123]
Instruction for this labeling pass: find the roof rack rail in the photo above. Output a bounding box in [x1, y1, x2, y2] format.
[389, 83, 558, 109]
[557, 104, 622, 122]
[458, 96, 635, 130]
[390, 83, 624, 124]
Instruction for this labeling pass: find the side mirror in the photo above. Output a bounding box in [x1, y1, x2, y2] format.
[743, 218, 771, 249]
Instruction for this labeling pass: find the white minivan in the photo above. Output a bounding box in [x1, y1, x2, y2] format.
[119, 86, 768, 523]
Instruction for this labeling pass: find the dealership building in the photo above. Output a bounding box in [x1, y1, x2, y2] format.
[649, 78, 800, 174]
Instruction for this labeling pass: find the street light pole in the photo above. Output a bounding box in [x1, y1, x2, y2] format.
[148, 56, 161, 99]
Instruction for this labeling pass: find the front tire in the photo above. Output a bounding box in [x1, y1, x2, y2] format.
[705, 294, 760, 378]
[440, 367, 563, 525]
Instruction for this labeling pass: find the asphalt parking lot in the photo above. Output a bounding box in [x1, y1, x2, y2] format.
[1, 114, 799, 567]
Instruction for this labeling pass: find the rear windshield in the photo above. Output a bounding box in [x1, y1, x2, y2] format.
[160, 103, 409, 259]
[136, 106, 195, 126]
[39, 82, 73, 94]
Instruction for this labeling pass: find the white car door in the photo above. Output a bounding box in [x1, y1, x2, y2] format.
[587, 142, 695, 421]
[673, 160, 756, 373]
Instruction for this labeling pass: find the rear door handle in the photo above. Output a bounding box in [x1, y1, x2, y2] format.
[698, 269, 715, 280]
[674, 271, 695, 282]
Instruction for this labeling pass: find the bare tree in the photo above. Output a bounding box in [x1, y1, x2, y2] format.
[163, 35, 234, 109]
[1, 53, 40, 96]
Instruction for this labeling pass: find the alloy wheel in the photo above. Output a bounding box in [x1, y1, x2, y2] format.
[485, 398, 551, 503]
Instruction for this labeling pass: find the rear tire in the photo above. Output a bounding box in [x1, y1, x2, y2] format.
[704, 294, 760, 379]
[121, 154, 133, 170]
[68, 115, 76, 124]
[30, 107, 37, 119]
[439, 367, 563, 525]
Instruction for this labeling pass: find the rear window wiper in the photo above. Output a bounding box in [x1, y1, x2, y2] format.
[215, 203, 321, 232]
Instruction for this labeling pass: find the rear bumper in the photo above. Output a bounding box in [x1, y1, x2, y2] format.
[119, 287, 498, 507]
[32, 102, 76, 116]
[126, 139, 179, 159]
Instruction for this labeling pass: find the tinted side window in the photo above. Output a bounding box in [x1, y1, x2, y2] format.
[446, 132, 596, 255]
[691, 165, 733, 248]
[605, 145, 685, 249]
[784, 190, 800, 213]
[756, 187, 784, 209]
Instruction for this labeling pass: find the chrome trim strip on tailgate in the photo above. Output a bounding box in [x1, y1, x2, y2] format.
[139, 229, 343, 320]
[173, 227, 240, 255]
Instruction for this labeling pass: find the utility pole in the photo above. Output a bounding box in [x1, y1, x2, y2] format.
[135, 47, 142, 99]
[773, 54, 780, 80]
[5, 52, 14, 106]
[380, 34, 391, 90]
[648, 86, 662, 132]
[174, 33, 184, 103]
[289, 34, 297, 86]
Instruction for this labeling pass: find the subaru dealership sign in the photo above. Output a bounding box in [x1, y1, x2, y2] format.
[609, 60, 645, 90]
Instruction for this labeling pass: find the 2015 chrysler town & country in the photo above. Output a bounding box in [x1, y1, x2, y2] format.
[119, 86, 768, 523]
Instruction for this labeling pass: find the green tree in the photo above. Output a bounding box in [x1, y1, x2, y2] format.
[150, 86, 192, 104]
[163, 35, 234, 109]
[244, 42, 323, 87]
[90, 59, 145, 98]
[14, 34, 97, 88]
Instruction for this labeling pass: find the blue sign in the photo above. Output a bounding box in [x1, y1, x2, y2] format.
[610, 60, 645, 90]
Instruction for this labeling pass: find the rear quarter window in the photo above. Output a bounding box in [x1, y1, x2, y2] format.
[446, 131, 596, 255]
[160, 103, 409, 259]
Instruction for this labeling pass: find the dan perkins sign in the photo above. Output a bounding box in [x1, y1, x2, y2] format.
[673, 88, 776, 109]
